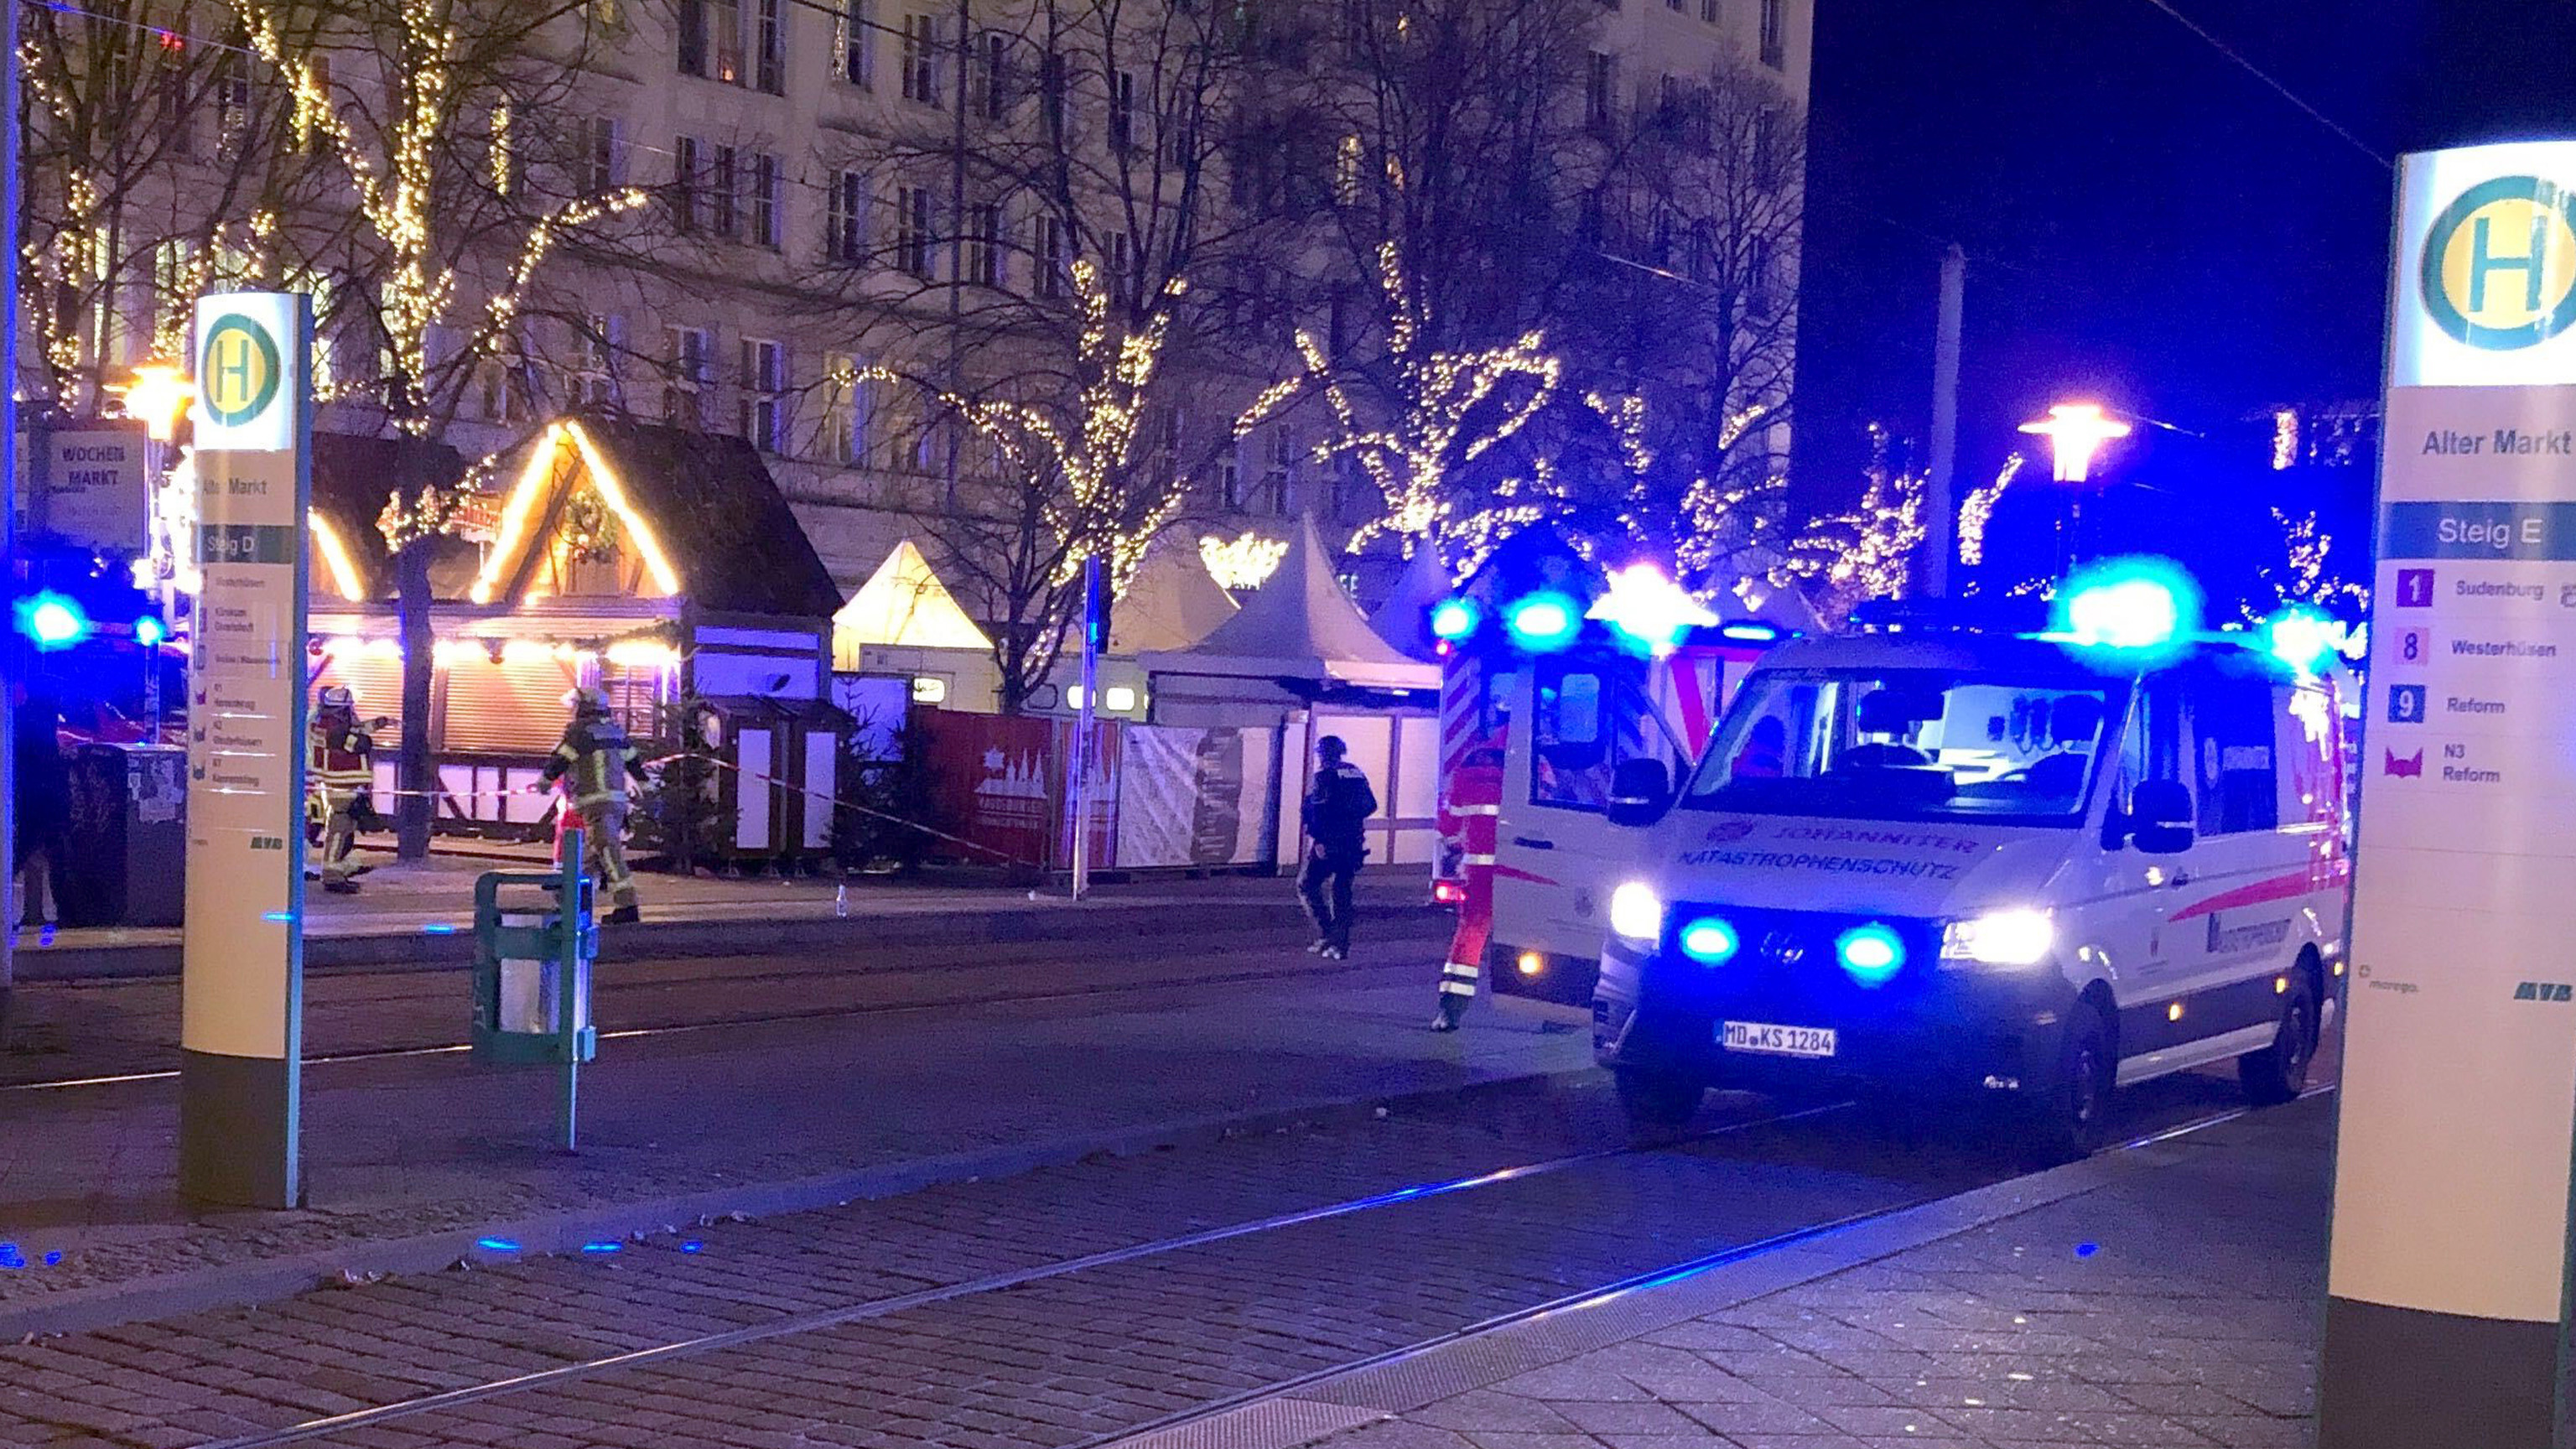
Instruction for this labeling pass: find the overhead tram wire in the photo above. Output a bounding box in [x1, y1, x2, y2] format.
[2131, 0, 2392, 171]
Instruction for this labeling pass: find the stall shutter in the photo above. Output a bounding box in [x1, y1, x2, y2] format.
[802, 729, 836, 849]
[736, 727, 775, 851]
[443, 655, 580, 756]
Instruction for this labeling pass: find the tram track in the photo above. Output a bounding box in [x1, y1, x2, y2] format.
[166, 1090, 2298, 1449]
[0, 950, 1438, 1094]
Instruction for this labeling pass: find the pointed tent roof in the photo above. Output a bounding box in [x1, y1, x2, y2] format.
[1109, 532, 1239, 654]
[1142, 514, 1437, 689]
[835, 538, 995, 667]
[1368, 541, 1455, 662]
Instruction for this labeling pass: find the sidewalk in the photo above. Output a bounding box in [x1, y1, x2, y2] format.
[1121, 1096, 2330, 1449]
[8, 856, 1433, 978]
[0, 937, 1589, 1337]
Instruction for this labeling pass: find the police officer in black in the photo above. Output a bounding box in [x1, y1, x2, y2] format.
[1298, 735, 1378, 960]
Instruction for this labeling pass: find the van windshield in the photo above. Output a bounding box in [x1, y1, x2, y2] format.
[1683, 668, 2127, 826]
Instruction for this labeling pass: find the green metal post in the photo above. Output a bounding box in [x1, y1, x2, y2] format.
[558, 827, 584, 1153]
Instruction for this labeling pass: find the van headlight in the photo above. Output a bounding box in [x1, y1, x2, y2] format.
[1608, 881, 1664, 943]
[1941, 908, 2056, 968]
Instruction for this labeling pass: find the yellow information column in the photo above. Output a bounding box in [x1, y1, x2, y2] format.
[2324, 143, 2576, 1448]
[179, 293, 313, 1208]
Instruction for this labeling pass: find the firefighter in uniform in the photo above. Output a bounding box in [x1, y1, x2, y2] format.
[540, 686, 652, 923]
[1433, 746, 1504, 1031]
[308, 685, 378, 894]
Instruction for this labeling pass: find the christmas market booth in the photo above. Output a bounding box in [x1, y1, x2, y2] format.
[309, 418, 849, 862]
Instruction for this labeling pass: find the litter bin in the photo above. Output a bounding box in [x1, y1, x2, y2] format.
[57, 743, 186, 927]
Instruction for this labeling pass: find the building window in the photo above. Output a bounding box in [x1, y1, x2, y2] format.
[1263, 427, 1296, 514]
[901, 14, 943, 106]
[982, 33, 1010, 119]
[476, 334, 532, 423]
[714, 0, 745, 81]
[837, 0, 874, 86]
[821, 355, 865, 464]
[1216, 442, 1242, 509]
[578, 117, 621, 192]
[1035, 214, 1067, 298]
[1108, 231, 1134, 296]
[678, 0, 708, 74]
[750, 153, 782, 247]
[673, 135, 702, 231]
[895, 185, 936, 278]
[571, 316, 620, 408]
[964, 203, 1001, 287]
[1760, 0, 1784, 68]
[1109, 69, 1137, 153]
[664, 325, 710, 427]
[755, 0, 783, 92]
[215, 46, 252, 158]
[1040, 49, 1067, 137]
[1585, 53, 1618, 133]
[739, 339, 786, 451]
[827, 171, 867, 263]
[1700, 0, 1716, 20]
[711, 144, 740, 238]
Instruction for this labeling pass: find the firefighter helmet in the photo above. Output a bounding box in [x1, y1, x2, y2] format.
[317, 684, 356, 711]
[564, 684, 612, 716]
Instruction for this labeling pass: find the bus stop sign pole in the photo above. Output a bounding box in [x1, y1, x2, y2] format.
[2320, 139, 2576, 1449]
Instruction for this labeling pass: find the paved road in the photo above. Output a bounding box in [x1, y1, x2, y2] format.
[0, 1061, 2291, 1449]
[1, 912, 1452, 1088]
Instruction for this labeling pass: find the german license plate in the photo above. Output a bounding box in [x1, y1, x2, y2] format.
[1721, 1021, 1837, 1058]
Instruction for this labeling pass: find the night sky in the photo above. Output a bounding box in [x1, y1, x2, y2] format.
[1794, 0, 2576, 528]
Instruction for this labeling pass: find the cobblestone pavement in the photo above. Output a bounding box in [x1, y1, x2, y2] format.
[1288, 1097, 2329, 1449]
[0, 1064, 2277, 1449]
[0, 917, 1565, 1309]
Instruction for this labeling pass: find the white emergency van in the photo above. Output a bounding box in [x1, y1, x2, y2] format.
[1591, 628, 2348, 1156]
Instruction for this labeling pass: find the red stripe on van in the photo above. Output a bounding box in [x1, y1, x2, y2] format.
[1493, 865, 1561, 887]
[2167, 870, 2322, 922]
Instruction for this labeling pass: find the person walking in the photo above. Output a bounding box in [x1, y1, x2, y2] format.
[540, 686, 651, 923]
[10, 683, 67, 929]
[1297, 735, 1377, 960]
[307, 684, 378, 896]
[1432, 745, 1504, 1031]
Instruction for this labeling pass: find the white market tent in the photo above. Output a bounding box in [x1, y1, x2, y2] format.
[1140, 514, 1438, 694]
[1367, 539, 1454, 662]
[1109, 532, 1240, 655]
[833, 538, 994, 668]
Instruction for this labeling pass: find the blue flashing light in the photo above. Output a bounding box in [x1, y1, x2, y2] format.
[262, 911, 296, 923]
[1835, 923, 1907, 986]
[580, 1241, 623, 1254]
[1428, 597, 1483, 642]
[2052, 558, 2201, 658]
[422, 923, 460, 935]
[1504, 591, 1581, 652]
[1718, 621, 1781, 644]
[2075, 1241, 2101, 1259]
[16, 592, 90, 651]
[476, 1237, 522, 1253]
[679, 1240, 705, 1254]
[1677, 917, 1740, 965]
[134, 615, 167, 647]
[42, 1252, 60, 1267]
[2261, 606, 2343, 676]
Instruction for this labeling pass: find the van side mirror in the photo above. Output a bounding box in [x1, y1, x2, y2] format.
[1608, 758, 1673, 828]
[2127, 779, 2194, 854]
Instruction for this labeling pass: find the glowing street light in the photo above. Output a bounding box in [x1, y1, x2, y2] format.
[118, 361, 193, 443]
[2018, 402, 2132, 483]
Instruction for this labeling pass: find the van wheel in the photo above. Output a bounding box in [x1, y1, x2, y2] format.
[1614, 1069, 1703, 1131]
[2028, 1003, 2113, 1165]
[2239, 974, 2319, 1106]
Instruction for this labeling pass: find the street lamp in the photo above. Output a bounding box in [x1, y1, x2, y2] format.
[2018, 402, 2132, 483]
[118, 361, 193, 443]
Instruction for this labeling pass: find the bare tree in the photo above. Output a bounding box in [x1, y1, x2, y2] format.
[235, 0, 651, 856]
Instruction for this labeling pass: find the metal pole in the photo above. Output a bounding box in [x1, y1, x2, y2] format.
[1, 0, 24, 1035]
[558, 826, 583, 1153]
[1922, 244, 1964, 597]
[1071, 554, 1100, 901]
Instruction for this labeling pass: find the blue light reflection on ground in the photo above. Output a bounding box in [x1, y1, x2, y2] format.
[477, 1237, 522, 1252]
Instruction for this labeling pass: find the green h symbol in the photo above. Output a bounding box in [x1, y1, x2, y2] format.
[2469, 206, 2553, 313]
[216, 332, 255, 400]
